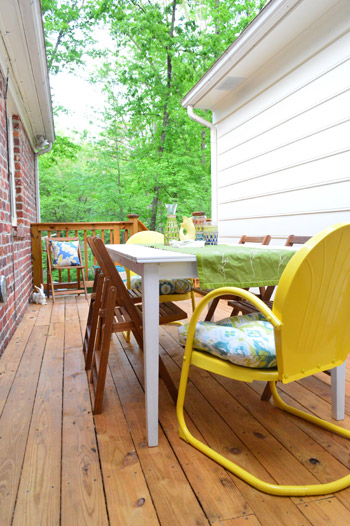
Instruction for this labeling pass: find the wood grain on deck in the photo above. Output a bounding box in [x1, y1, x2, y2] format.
[0, 295, 349, 525]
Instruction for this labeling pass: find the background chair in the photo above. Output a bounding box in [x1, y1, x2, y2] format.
[126, 230, 196, 311]
[45, 236, 88, 303]
[85, 236, 188, 414]
[228, 234, 311, 317]
[192, 234, 271, 321]
[176, 223, 350, 496]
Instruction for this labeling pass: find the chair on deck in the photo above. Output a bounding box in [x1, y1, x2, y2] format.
[45, 236, 88, 303]
[82, 267, 104, 368]
[176, 223, 350, 496]
[85, 236, 188, 414]
[192, 234, 271, 322]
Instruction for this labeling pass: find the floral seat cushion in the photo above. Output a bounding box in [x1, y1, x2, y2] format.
[130, 275, 192, 295]
[51, 240, 81, 267]
[178, 312, 276, 369]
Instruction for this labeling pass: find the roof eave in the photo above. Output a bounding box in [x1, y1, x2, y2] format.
[181, 0, 300, 109]
[0, 0, 55, 146]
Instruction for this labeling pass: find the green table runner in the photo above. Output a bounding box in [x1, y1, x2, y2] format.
[156, 244, 297, 290]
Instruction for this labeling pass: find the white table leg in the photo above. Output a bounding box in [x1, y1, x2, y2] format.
[142, 264, 160, 446]
[331, 361, 346, 421]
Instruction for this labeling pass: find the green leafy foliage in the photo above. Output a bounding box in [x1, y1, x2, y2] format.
[40, 0, 268, 229]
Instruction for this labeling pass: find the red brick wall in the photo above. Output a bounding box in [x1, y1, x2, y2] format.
[0, 70, 37, 357]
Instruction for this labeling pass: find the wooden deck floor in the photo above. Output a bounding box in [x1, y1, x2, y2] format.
[0, 296, 349, 526]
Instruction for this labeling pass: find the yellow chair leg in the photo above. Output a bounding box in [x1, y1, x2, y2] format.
[191, 291, 196, 312]
[177, 372, 350, 496]
[123, 330, 131, 343]
[269, 381, 350, 439]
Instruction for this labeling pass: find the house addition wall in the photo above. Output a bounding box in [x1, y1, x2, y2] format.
[0, 69, 37, 357]
[212, 1, 350, 243]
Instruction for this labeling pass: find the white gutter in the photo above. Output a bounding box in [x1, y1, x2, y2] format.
[187, 105, 218, 223]
[35, 142, 52, 222]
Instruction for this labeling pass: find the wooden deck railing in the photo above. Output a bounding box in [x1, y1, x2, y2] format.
[30, 214, 147, 290]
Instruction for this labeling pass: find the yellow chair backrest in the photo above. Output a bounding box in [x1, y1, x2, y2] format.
[273, 223, 350, 383]
[126, 231, 164, 278]
[127, 231, 164, 245]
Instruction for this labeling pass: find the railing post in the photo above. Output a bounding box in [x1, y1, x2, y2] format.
[31, 224, 43, 289]
[127, 214, 140, 237]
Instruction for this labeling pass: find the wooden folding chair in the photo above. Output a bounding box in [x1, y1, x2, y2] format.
[86, 236, 188, 414]
[82, 267, 104, 369]
[192, 234, 271, 321]
[45, 236, 88, 303]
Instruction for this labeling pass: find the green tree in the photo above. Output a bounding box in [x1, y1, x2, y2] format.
[40, 0, 268, 229]
[91, 0, 268, 229]
[41, 0, 102, 74]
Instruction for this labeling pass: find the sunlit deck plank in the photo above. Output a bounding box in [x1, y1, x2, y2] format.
[61, 298, 108, 525]
[94, 368, 160, 525]
[212, 515, 263, 526]
[12, 321, 64, 526]
[0, 304, 40, 415]
[297, 496, 350, 525]
[0, 295, 349, 526]
[157, 328, 313, 526]
[108, 336, 210, 526]
[75, 297, 160, 525]
[0, 324, 48, 525]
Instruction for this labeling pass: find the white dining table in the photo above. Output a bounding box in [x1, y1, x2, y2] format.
[106, 243, 346, 447]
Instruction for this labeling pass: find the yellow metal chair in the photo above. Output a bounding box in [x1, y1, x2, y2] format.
[126, 230, 196, 310]
[176, 223, 350, 497]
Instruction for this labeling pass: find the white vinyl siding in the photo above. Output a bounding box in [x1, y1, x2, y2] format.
[213, 1, 350, 242]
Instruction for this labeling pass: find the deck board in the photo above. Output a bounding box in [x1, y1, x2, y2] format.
[12, 321, 64, 526]
[0, 296, 349, 525]
[0, 324, 48, 525]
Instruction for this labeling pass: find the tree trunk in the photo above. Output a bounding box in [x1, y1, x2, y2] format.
[153, 0, 177, 229]
[115, 133, 124, 220]
[150, 186, 160, 231]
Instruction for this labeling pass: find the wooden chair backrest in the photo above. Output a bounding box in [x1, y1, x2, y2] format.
[239, 235, 271, 245]
[285, 235, 312, 246]
[273, 224, 350, 383]
[87, 237, 143, 346]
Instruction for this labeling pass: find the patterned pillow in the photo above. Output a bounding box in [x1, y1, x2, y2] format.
[130, 275, 192, 295]
[178, 312, 276, 369]
[51, 240, 81, 267]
